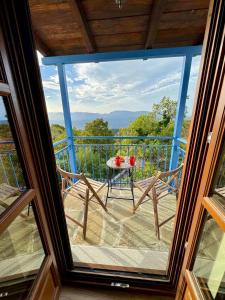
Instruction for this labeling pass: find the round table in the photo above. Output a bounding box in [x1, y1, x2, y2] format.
[105, 157, 136, 207]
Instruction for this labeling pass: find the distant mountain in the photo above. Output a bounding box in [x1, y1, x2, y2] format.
[48, 110, 148, 129]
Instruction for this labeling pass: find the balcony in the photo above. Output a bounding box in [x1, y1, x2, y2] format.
[0, 136, 186, 272]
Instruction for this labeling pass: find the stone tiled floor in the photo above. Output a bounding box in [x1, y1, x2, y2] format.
[64, 187, 177, 271]
[0, 204, 44, 279]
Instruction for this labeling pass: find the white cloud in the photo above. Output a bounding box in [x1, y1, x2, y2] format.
[42, 80, 59, 90]
[140, 72, 181, 96]
[66, 76, 74, 84]
[68, 59, 183, 112]
[49, 74, 59, 83]
[39, 55, 201, 114]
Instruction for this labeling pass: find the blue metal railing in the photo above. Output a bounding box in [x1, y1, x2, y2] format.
[0, 136, 186, 188]
[55, 136, 186, 183]
[0, 148, 25, 189]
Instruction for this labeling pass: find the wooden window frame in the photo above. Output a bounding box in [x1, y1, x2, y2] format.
[176, 0, 225, 295]
[0, 5, 60, 299]
[184, 198, 225, 300]
[202, 197, 225, 232]
[1, 0, 224, 297]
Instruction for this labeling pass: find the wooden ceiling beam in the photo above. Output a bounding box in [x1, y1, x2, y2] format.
[69, 0, 96, 53]
[33, 31, 53, 56]
[145, 0, 166, 49]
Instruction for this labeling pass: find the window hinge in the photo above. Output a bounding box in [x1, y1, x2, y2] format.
[207, 132, 213, 144]
[111, 282, 129, 288]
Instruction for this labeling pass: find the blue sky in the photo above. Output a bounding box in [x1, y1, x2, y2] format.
[37, 52, 201, 117]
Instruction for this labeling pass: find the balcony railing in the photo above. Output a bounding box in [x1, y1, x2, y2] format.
[0, 145, 25, 190]
[0, 136, 186, 188]
[54, 136, 186, 183]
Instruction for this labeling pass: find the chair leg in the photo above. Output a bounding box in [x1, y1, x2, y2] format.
[152, 189, 160, 240]
[133, 191, 147, 213]
[83, 189, 89, 240]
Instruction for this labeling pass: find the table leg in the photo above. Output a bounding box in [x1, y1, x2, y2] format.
[106, 167, 112, 206]
[129, 168, 135, 208]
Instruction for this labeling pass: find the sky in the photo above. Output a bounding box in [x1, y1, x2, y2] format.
[37, 52, 201, 117]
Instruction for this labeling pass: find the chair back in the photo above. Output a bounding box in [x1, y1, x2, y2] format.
[57, 166, 96, 194]
[57, 166, 84, 182]
[159, 163, 184, 179]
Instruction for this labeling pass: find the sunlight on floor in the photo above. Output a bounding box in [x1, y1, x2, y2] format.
[64, 188, 177, 272]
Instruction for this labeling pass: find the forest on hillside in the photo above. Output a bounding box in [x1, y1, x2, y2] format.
[51, 97, 190, 145]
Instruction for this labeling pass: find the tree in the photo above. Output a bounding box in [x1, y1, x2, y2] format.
[50, 124, 66, 142]
[119, 112, 160, 137]
[152, 96, 177, 127]
[84, 118, 113, 136]
[84, 118, 114, 144]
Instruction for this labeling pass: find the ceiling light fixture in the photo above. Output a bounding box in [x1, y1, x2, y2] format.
[115, 0, 123, 9]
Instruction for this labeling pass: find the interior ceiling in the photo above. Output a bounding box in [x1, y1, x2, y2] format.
[29, 0, 210, 57]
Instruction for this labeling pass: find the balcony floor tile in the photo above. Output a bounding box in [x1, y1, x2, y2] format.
[64, 187, 176, 272]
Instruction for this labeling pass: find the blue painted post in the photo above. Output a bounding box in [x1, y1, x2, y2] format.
[57, 64, 77, 173]
[169, 54, 192, 170]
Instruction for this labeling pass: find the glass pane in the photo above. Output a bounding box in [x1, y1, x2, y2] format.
[0, 203, 45, 299]
[192, 213, 225, 299]
[0, 96, 26, 216]
[212, 140, 225, 210]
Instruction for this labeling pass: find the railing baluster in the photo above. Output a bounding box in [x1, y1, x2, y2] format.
[9, 153, 19, 188]
[142, 144, 145, 178]
[148, 145, 151, 176]
[157, 145, 160, 171]
[0, 154, 9, 185]
[90, 144, 94, 179]
[112, 143, 115, 180]
[67, 146, 71, 172]
[76, 145, 81, 173]
[165, 145, 168, 172]
[63, 149, 66, 170]
[134, 144, 138, 180]
[84, 144, 88, 175]
[98, 144, 101, 180]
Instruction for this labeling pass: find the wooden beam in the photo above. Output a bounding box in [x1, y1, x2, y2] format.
[68, 0, 95, 53]
[145, 0, 166, 49]
[33, 31, 52, 56]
